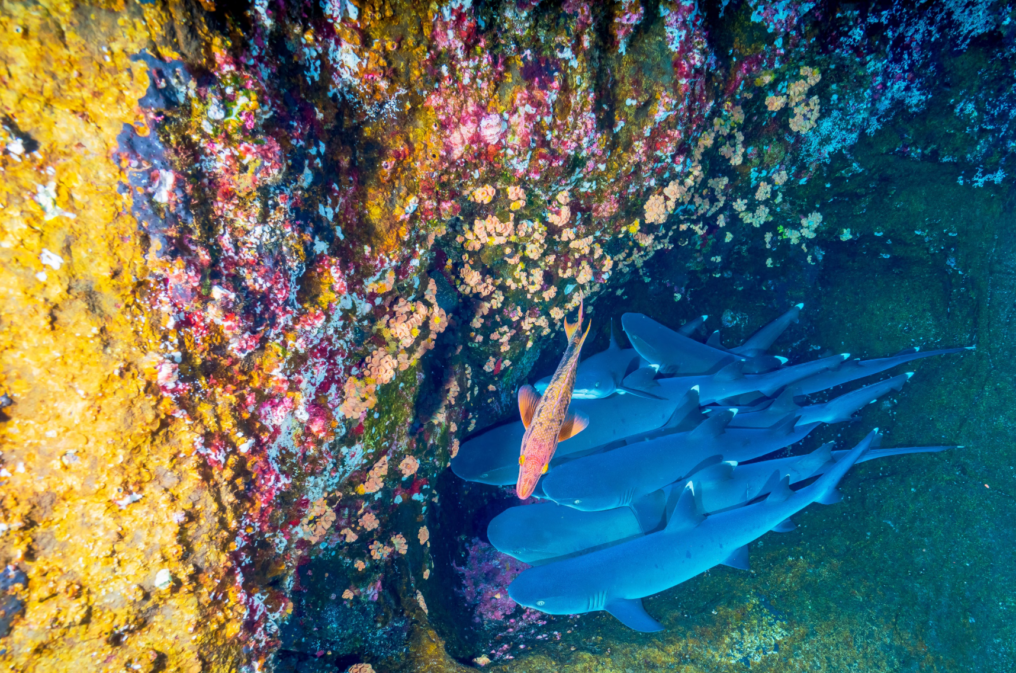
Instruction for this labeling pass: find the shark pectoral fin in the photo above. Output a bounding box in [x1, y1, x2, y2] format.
[622, 366, 660, 390]
[558, 412, 590, 441]
[772, 517, 796, 533]
[606, 598, 664, 633]
[657, 364, 681, 375]
[518, 385, 541, 429]
[816, 488, 842, 505]
[617, 385, 666, 400]
[721, 546, 750, 570]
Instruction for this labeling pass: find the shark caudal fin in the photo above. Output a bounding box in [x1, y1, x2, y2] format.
[564, 297, 586, 341]
[518, 385, 540, 428]
[606, 598, 664, 632]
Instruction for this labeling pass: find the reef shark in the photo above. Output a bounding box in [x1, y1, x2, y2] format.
[493, 441, 948, 566]
[540, 404, 820, 512]
[622, 310, 795, 375]
[533, 317, 707, 400]
[714, 372, 913, 428]
[515, 299, 591, 498]
[787, 346, 972, 397]
[451, 353, 845, 486]
[508, 430, 879, 632]
[487, 502, 643, 566]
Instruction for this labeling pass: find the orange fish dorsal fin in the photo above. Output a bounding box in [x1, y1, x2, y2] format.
[563, 297, 585, 341]
[518, 384, 541, 428]
[558, 411, 589, 441]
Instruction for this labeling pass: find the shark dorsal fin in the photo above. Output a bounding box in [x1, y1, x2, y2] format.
[790, 441, 835, 479]
[706, 330, 724, 349]
[621, 366, 659, 391]
[630, 490, 668, 534]
[518, 385, 540, 429]
[665, 482, 705, 532]
[563, 297, 585, 341]
[766, 474, 793, 503]
[713, 359, 745, 382]
[769, 386, 802, 414]
[677, 314, 708, 337]
[693, 460, 737, 485]
[771, 412, 800, 436]
[558, 411, 589, 442]
[721, 546, 750, 570]
[608, 318, 621, 351]
[690, 408, 736, 440]
[605, 598, 664, 632]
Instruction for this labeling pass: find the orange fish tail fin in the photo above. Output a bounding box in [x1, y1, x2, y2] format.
[558, 411, 589, 441]
[564, 296, 585, 341]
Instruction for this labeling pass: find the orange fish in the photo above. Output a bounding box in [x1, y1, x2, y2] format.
[516, 298, 591, 499]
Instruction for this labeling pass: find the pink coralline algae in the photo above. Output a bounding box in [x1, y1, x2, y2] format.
[398, 456, 419, 478]
[454, 538, 531, 624]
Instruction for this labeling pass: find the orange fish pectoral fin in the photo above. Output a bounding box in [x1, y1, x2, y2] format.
[558, 411, 590, 442]
[519, 454, 526, 466]
[563, 296, 585, 341]
[518, 385, 541, 428]
[541, 462, 549, 474]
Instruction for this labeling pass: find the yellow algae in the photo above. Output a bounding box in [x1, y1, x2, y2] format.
[0, 1, 244, 669]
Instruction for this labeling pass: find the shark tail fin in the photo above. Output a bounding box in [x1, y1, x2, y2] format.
[558, 411, 589, 441]
[564, 297, 585, 341]
[765, 473, 793, 503]
[518, 385, 540, 429]
[857, 445, 956, 464]
[606, 598, 664, 633]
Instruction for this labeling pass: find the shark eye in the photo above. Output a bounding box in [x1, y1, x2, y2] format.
[594, 382, 601, 387]
[574, 499, 581, 504]
[537, 600, 546, 606]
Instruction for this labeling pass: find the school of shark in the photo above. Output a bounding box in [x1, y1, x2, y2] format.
[451, 305, 970, 632]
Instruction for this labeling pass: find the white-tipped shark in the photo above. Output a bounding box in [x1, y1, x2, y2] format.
[491, 443, 954, 565]
[533, 321, 662, 400]
[453, 354, 845, 486]
[622, 308, 799, 375]
[540, 397, 820, 512]
[714, 372, 914, 428]
[508, 430, 880, 632]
